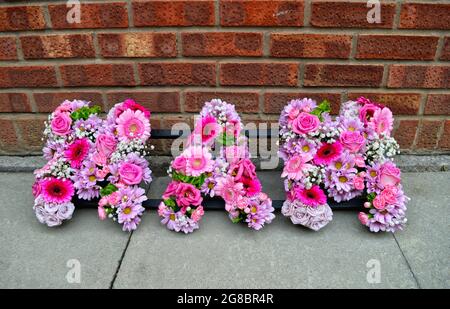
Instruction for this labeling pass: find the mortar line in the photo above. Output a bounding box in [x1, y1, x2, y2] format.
[392, 233, 422, 289]
[109, 231, 133, 289]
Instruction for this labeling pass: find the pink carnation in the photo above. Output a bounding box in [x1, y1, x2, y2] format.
[371, 107, 393, 136]
[373, 195, 386, 210]
[175, 183, 202, 212]
[359, 103, 380, 124]
[358, 212, 369, 225]
[191, 206, 205, 222]
[353, 176, 365, 190]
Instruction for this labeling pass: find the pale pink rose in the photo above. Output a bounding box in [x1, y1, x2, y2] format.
[358, 212, 369, 225]
[373, 195, 386, 210]
[98, 206, 107, 220]
[96, 134, 117, 157]
[340, 131, 365, 153]
[291, 112, 320, 134]
[191, 206, 204, 222]
[359, 103, 380, 124]
[354, 155, 366, 168]
[379, 162, 401, 187]
[172, 156, 187, 173]
[371, 107, 394, 136]
[353, 176, 365, 190]
[229, 158, 257, 181]
[119, 162, 143, 185]
[162, 181, 179, 200]
[175, 183, 202, 210]
[380, 185, 399, 204]
[51, 112, 72, 136]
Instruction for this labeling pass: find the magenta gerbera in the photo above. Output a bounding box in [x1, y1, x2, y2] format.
[116, 109, 151, 142]
[296, 185, 327, 207]
[313, 141, 343, 165]
[41, 177, 75, 204]
[65, 138, 90, 168]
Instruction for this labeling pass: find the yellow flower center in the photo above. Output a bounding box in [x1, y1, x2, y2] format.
[335, 162, 342, 169]
[170, 214, 176, 221]
[192, 158, 202, 168]
[370, 171, 377, 178]
[302, 145, 310, 152]
[251, 206, 257, 214]
[123, 207, 132, 215]
[339, 176, 348, 183]
[130, 124, 138, 133]
[348, 126, 355, 131]
[89, 175, 96, 182]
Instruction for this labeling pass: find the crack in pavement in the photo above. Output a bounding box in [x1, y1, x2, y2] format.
[109, 231, 134, 289]
[393, 233, 421, 289]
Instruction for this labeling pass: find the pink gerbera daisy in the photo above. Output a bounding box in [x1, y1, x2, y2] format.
[117, 109, 151, 142]
[314, 142, 343, 165]
[123, 99, 151, 119]
[281, 154, 312, 181]
[194, 115, 222, 144]
[296, 185, 327, 207]
[183, 147, 214, 177]
[216, 175, 245, 204]
[65, 138, 90, 168]
[41, 177, 75, 204]
[241, 177, 262, 196]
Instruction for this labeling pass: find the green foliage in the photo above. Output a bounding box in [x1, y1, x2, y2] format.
[172, 171, 206, 189]
[366, 192, 376, 202]
[100, 183, 118, 197]
[70, 105, 101, 121]
[311, 100, 331, 121]
[163, 198, 180, 212]
[217, 131, 236, 147]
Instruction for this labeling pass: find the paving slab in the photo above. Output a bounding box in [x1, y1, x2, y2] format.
[115, 172, 417, 289]
[393, 172, 450, 288]
[0, 173, 130, 288]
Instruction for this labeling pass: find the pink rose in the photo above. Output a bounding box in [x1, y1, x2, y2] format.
[353, 176, 365, 190]
[380, 185, 398, 204]
[379, 162, 401, 187]
[119, 162, 143, 185]
[291, 112, 320, 134]
[358, 212, 369, 225]
[51, 112, 72, 136]
[172, 156, 187, 173]
[98, 206, 107, 220]
[96, 134, 117, 157]
[229, 158, 256, 181]
[191, 206, 204, 222]
[373, 195, 386, 210]
[175, 183, 202, 211]
[162, 181, 179, 200]
[359, 103, 380, 124]
[340, 131, 365, 153]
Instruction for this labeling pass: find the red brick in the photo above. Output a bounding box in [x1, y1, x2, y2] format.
[310, 1, 395, 28]
[34, 92, 104, 113]
[184, 92, 259, 112]
[139, 63, 216, 86]
[399, 3, 450, 30]
[0, 118, 19, 152]
[49, 3, 128, 29]
[424, 94, 450, 116]
[440, 37, 450, 61]
[304, 64, 383, 87]
[0, 6, 46, 31]
[220, 63, 298, 86]
[416, 120, 443, 150]
[133, 0, 215, 26]
[98, 32, 176, 58]
[264, 92, 341, 115]
[438, 120, 450, 150]
[220, 0, 304, 26]
[348, 93, 421, 116]
[60, 64, 135, 87]
[0, 93, 31, 113]
[270, 33, 351, 59]
[20, 34, 95, 59]
[356, 35, 438, 60]
[15, 115, 47, 150]
[182, 32, 263, 57]
[388, 65, 450, 89]
[0, 66, 57, 88]
[106, 91, 180, 113]
[393, 120, 418, 150]
[0, 37, 17, 60]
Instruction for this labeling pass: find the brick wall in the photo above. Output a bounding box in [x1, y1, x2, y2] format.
[0, 0, 448, 155]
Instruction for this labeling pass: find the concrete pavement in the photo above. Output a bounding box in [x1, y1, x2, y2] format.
[0, 171, 448, 288]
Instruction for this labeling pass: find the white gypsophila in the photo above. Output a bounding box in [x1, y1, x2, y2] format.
[365, 134, 400, 164]
[301, 165, 324, 189]
[48, 158, 72, 178]
[109, 140, 147, 163]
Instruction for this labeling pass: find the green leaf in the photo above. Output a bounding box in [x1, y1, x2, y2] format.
[311, 100, 331, 121]
[100, 183, 118, 197]
[71, 105, 101, 121]
[217, 131, 236, 147]
[172, 171, 206, 189]
[231, 216, 244, 224]
[366, 192, 376, 202]
[164, 198, 176, 207]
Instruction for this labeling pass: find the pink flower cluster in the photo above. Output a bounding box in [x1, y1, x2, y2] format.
[158, 99, 274, 233]
[33, 99, 152, 232]
[279, 97, 407, 233]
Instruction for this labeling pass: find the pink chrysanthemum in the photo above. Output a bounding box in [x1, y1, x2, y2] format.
[296, 185, 327, 207]
[41, 177, 75, 204]
[65, 138, 90, 168]
[313, 142, 343, 165]
[183, 147, 214, 177]
[116, 109, 151, 142]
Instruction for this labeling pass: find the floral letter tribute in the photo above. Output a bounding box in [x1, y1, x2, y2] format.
[32, 99, 152, 232]
[279, 97, 408, 232]
[158, 99, 275, 233]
